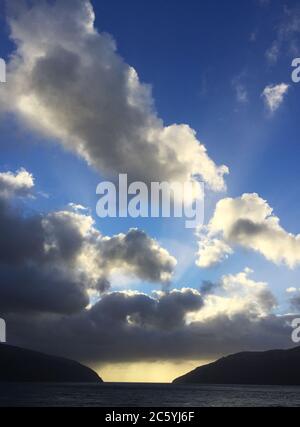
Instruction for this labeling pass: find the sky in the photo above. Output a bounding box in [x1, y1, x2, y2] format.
[0, 0, 300, 383]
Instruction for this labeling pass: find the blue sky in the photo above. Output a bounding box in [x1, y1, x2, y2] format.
[0, 0, 300, 378]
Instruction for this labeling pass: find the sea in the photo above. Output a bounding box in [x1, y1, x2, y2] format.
[0, 383, 299, 407]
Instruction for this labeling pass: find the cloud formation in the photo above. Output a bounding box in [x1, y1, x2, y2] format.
[0, 173, 289, 363]
[0, 168, 177, 314]
[196, 233, 233, 269]
[266, 5, 300, 64]
[4, 268, 292, 364]
[191, 268, 277, 321]
[290, 296, 300, 311]
[232, 75, 248, 104]
[0, 168, 34, 198]
[262, 83, 289, 113]
[0, 1, 296, 368]
[2, 0, 228, 191]
[197, 193, 300, 269]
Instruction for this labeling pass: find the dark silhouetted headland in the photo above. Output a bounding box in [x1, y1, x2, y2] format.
[0, 344, 102, 383]
[173, 347, 300, 386]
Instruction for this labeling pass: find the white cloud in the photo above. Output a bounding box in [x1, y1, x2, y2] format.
[232, 74, 248, 104]
[262, 83, 289, 113]
[68, 203, 89, 213]
[189, 268, 277, 322]
[266, 43, 280, 64]
[1, 0, 228, 192]
[286, 287, 297, 293]
[235, 83, 248, 104]
[196, 193, 300, 269]
[0, 168, 34, 198]
[196, 232, 233, 268]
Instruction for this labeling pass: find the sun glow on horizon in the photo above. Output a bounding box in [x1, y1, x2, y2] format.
[91, 360, 212, 383]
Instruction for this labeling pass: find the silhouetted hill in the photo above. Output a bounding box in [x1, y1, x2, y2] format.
[173, 347, 300, 386]
[0, 344, 102, 383]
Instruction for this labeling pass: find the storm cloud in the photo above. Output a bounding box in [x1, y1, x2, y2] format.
[0, 172, 293, 363]
[5, 291, 292, 364]
[0, 169, 177, 315]
[2, 259, 294, 364]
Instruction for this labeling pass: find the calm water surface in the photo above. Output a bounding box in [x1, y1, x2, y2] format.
[0, 383, 299, 407]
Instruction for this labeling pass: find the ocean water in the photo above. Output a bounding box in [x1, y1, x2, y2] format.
[0, 382, 299, 407]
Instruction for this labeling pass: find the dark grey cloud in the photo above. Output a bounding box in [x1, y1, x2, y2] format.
[0, 264, 88, 315]
[0, 169, 176, 315]
[4, 293, 292, 364]
[0, 209, 290, 366]
[200, 280, 219, 295]
[0, 200, 91, 314]
[98, 229, 176, 285]
[0, 171, 291, 364]
[0, 175, 291, 364]
[229, 219, 267, 240]
[0, 199, 44, 265]
[89, 290, 203, 331]
[289, 293, 300, 312]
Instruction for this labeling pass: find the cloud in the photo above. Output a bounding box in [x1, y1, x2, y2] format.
[232, 76, 248, 104]
[0, 1, 295, 367]
[196, 233, 233, 268]
[288, 289, 300, 312]
[190, 268, 277, 321]
[266, 44, 280, 64]
[262, 83, 289, 113]
[290, 297, 300, 311]
[200, 280, 219, 295]
[0, 169, 177, 314]
[1, 0, 228, 191]
[235, 84, 248, 104]
[68, 202, 89, 213]
[196, 193, 300, 269]
[98, 229, 176, 285]
[0, 176, 288, 363]
[286, 287, 297, 294]
[249, 31, 258, 43]
[266, 6, 300, 64]
[94, 288, 204, 331]
[4, 268, 292, 364]
[0, 168, 34, 198]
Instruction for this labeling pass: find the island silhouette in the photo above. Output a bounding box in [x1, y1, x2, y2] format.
[0, 343, 101, 383]
[173, 346, 300, 386]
